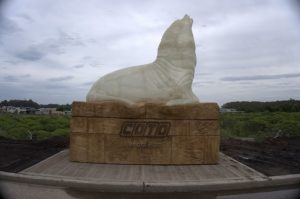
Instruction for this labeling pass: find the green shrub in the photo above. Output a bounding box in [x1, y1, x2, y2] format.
[34, 130, 51, 140]
[221, 112, 300, 140]
[0, 113, 70, 140]
[51, 128, 69, 137]
[7, 127, 28, 139]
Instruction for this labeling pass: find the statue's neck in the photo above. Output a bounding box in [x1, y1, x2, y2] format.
[154, 57, 195, 88]
[155, 57, 196, 71]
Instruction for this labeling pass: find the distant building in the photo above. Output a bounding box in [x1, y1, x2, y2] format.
[52, 110, 65, 115]
[50, 110, 72, 116]
[0, 106, 36, 114]
[6, 106, 18, 113]
[16, 107, 27, 114]
[64, 111, 72, 116]
[220, 108, 244, 113]
[36, 108, 57, 115]
[18, 107, 37, 114]
[1, 106, 70, 116]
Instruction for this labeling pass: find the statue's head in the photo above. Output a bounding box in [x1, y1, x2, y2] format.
[157, 15, 196, 69]
[181, 14, 193, 27]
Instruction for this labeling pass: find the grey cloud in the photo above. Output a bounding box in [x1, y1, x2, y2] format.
[3, 59, 21, 65]
[194, 1, 300, 73]
[221, 73, 300, 81]
[73, 64, 84, 69]
[291, 0, 300, 19]
[199, 31, 300, 72]
[14, 31, 85, 61]
[2, 74, 31, 82]
[20, 74, 31, 78]
[16, 47, 45, 61]
[237, 81, 255, 85]
[48, 75, 74, 81]
[82, 56, 92, 60]
[0, 85, 28, 101]
[0, 82, 82, 104]
[81, 81, 94, 86]
[14, 42, 64, 61]
[194, 73, 211, 77]
[89, 62, 104, 68]
[44, 84, 69, 89]
[193, 81, 215, 88]
[3, 75, 18, 82]
[194, 80, 215, 84]
[58, 31, 85, 47]
[17, 14, 33, 22]
[0, 16, 21, 36]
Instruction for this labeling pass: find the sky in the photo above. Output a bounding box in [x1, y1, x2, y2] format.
[0, 0, 300, 105]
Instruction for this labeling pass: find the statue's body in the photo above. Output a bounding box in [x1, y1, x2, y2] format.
[86, 15, 199, 105]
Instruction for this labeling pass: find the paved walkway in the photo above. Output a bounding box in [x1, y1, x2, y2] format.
[1, 150, 300, 198]
[20, 150, 267, 193]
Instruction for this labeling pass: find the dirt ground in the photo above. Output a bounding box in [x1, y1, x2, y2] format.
[0, 136, 299, 176]
[0, 136, 69, 172]
[221, 136, 300, 176]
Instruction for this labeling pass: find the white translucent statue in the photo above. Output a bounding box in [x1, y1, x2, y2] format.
[86, 15, 199, 105]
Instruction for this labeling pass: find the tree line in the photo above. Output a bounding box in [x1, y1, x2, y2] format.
[0, 99, 71, 111]
[222, 99, 300, 112]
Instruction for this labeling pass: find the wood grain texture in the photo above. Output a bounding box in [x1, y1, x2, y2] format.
[190, 120, 219, 136]
[70, 133, 105, 163]
[72, 101, 219, 119]
[94, 101, 146, 118]
[70, 101, 220, 165]
[204, 136, 220, 164]
[145, 103, 219, 120]
[70, 133, 88, 162]
[70, 117, 88, 133]
[72, 101, 95, 117]
[88, 118, 124, 134]
[172, 136, 205, 164]
[87, 134, 104, 163]
[104, 135, 172, 164]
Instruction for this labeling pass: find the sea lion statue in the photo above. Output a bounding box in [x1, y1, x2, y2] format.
[86, 15, 199, 105]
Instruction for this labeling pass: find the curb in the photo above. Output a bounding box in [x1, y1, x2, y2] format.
[0, 171, 142, 192]
[1, 171, 300, 194]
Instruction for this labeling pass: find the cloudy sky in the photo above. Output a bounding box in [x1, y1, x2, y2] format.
[0, 0, 300, 105]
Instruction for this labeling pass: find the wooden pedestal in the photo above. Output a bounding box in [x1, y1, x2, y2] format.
[70, 101, 220, 165]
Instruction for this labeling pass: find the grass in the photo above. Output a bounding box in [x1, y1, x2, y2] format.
[1, 112, 299, 141]
[221, 112, 300, 141]
[0, 113, 70, 140]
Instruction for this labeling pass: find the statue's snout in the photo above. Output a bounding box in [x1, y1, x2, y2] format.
[182, 14, 193, 26]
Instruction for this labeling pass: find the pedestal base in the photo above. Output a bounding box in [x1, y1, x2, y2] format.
[70, 101, 220, 165]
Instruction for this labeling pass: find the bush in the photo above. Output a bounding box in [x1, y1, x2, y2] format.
[34, 130, 51, 140]
[0, 113, 70, 140]
[7, 127, 29, 139]
[221, 112, 300, 140]
[51, 128, 69, 137]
